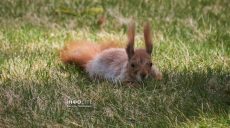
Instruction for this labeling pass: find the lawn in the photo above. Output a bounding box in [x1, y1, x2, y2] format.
[0, 0, 229, 127]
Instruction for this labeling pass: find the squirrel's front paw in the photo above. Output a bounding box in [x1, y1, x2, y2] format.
[154, 71, 162, 80]
[151, 66, 163, 80]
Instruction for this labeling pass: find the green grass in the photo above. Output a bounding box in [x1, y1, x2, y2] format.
[0, 0, 230, 127]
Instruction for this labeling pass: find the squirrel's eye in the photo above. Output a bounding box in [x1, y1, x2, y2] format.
[131, 63, 135, 68]
[149, 62, 153, 67]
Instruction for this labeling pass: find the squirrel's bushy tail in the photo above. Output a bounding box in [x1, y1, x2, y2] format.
[60, 40, 119, 68]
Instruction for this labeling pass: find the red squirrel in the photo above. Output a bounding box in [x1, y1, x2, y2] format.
[60, 22, 162, 86]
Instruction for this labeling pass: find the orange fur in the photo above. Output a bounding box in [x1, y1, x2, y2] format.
[60, 40, 120, 68]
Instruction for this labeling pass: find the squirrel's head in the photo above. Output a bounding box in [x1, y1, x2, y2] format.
[126, 22, 154, 81]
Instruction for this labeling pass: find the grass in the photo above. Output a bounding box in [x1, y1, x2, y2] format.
[0, 0, 230, 127]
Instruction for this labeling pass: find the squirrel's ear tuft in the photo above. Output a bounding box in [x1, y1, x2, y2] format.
[144, 22, 153, 55]
[126, 21, 135, 59]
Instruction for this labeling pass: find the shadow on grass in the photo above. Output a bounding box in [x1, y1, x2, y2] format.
[144, 68, 230, 125]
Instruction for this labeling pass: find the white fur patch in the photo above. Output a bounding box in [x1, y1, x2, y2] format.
[86, 48, 128, 83]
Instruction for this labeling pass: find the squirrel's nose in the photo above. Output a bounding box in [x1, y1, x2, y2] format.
[140, 73, 147, 79]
